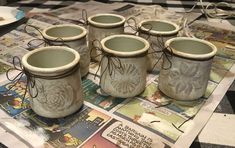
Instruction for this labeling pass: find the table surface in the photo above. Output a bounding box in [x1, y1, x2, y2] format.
[0, 0, 235, 148]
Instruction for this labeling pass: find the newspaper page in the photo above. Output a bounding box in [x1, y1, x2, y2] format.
[0, 1, 234, 148]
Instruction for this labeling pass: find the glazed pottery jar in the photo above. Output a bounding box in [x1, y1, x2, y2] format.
[22, 46, 83, 118]
[138, 19, 180, 72]
[88, 13, 125, 61]
[42, 24, 89, 77]
[100, 34, 149, 98]
[158, 37, 217, 101]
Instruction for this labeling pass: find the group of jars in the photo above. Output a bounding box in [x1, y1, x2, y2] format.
[22, 13, 217, 118]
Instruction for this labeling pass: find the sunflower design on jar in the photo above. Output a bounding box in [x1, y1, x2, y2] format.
[110, 63, 141, 94]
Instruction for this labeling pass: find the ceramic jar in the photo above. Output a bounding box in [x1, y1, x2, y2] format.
[158, 37, 217, 100]
[100, 34, 149, 98]
[138, 19, 180, 72]
[42, 24, 89, 77]
[88, 13, 125, 61]
[22, 46, 83, 118]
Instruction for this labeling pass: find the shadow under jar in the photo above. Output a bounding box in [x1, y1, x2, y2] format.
[42, 24, 89, 77]
[138, 19, 180, 72]
[22, 46, 83, 118]
[88, 13, 125, 62]
[158, 37, 217, 101]
[100, 34, 149, 98]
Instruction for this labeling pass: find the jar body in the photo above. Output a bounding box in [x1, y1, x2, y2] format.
[158, 37, 217, 101]
[42, 24, 89, 77]
[100, 57, 147, 98]
[139, 33, 177, 72]
[30, 67, 83, 118]
[88, 25, 124, 61]
[159, 55, 213, 100]
[48, 37, 89, 77]
[138, 19, 180, 72]
[22, 46, 83, 118]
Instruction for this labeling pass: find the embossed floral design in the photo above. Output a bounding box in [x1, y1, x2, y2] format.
[36, 80, 74, 112]
[168, 62, 203, 94]
[110, 63, 141, 94]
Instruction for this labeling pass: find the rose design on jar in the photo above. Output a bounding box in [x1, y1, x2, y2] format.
[36, 80, 74, 112]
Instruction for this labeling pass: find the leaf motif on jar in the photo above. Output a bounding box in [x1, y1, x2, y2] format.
[110, 63, 141, 94]
[168, 62, 203, 94]
[36, 80, 74, 112]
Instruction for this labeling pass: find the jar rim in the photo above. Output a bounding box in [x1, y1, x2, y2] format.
[139, 19, 180, 35]
[101, 34, 149, 57]
[165, 37, 217, 60]
[42, 24, 87, 41]
[22, 46, 80, 76]
[88, 13, 125, 28]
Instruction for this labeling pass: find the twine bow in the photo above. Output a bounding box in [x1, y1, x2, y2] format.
[125, 17, 173, 71]
[4, 56, 38, 106]
[125, 17, 152, 39]
[77, 9, 88, 26]
[91, 40, 124, 81]
[24, 24, 71, 49]
[148, 35, 173, 71]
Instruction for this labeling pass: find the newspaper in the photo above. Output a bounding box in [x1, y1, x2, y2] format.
[0, 1, 234, 148]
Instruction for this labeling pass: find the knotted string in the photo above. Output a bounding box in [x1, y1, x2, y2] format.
[125, 17, 139, 35]
[125, 17, 152, 39]
[24, 24, 71, 49]
[3, 56, 38, 107]
[125, 18, 173, 71]
[91, 40, 124, 81]
[148, 35, 173, 71]
[77, 9, 88, 26]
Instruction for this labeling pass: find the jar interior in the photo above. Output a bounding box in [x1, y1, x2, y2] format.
[170, 39, 214, 55]
[104, 37, 145, 52]
[142, 21, 176, 32]
[27, 49, 75, 68]
[91, 15, 123, 24]
[45, 26, 83, 38]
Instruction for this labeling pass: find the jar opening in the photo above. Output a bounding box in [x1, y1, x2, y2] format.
[91, 15, 123, 24]
[170, 39, 214, 55]
[27, 49, 75, 68]
[45, 26, 83, 38]
[142, 21, 177, 32]
[104, 36, 145, 52]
